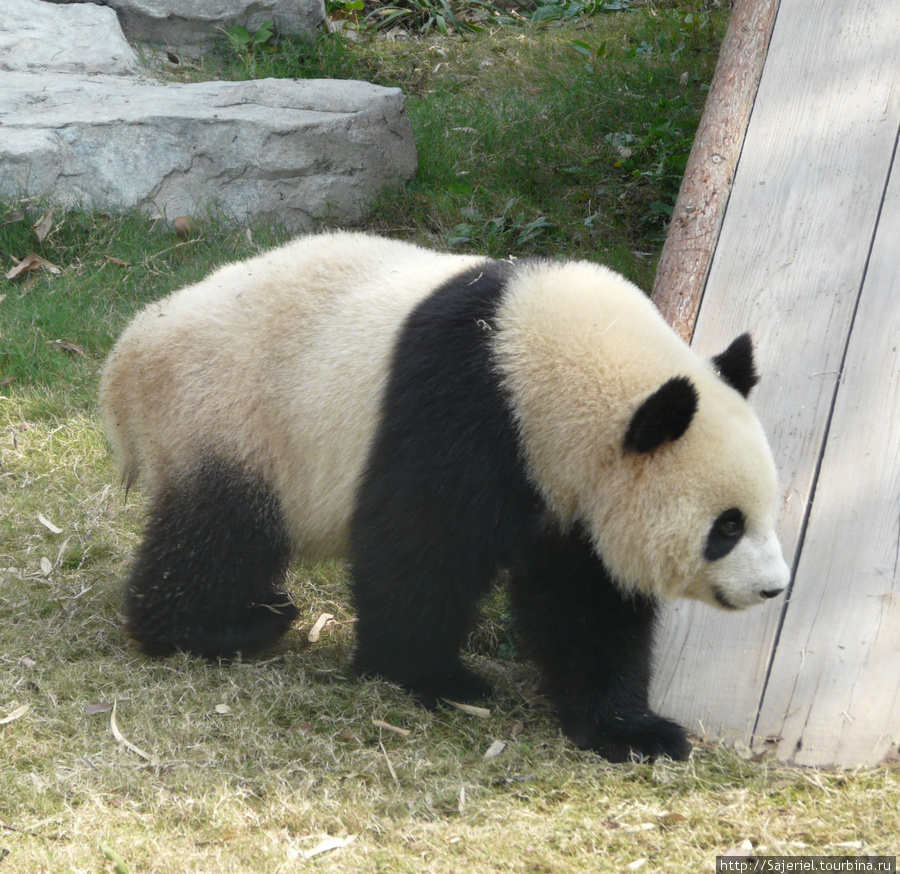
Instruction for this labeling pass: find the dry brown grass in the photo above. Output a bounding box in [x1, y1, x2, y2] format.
[3, 386, 899, 874]
[3, 9, 899, 871]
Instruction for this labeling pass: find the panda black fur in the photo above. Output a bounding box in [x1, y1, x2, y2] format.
[100, 231, 789, 762]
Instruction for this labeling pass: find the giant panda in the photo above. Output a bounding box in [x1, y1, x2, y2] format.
[100, 231, 789, 762]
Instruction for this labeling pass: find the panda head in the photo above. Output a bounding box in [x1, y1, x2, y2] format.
[610, 333, 790, 610]
[494, 263, 790, 611]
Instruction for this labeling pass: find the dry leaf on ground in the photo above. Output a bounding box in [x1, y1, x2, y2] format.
[484, 739, 506, 759]
[373, 719, 411, 737]
[444, 700, 491, 718]
[0, 704, 30, 725]
[5, 253, 61, 280]
[32, 209, 54, 243]
[38, 513, 63, 534]
[308, 612, 335, 642]
[302, 835, 357, 860]
[110, 702, 155, 763]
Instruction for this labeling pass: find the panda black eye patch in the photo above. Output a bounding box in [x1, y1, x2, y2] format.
[704, 508, 745, 561]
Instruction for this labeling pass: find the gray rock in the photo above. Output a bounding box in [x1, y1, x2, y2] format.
[2, 0, 139, 75]
[41, 0, 326, 50]
[0, 0, 414, 228]
[0, 74, 417, 229]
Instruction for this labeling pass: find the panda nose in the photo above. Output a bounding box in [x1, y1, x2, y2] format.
[760, 588, 784, 599]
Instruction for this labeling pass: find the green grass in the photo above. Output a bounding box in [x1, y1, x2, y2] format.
[3, 5, 899, 873]
[2, 8, 719, 403]
[0, 207, 288, 411]
[162, 6, 721, 285]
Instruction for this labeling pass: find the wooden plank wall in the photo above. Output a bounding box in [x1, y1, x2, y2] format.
[755, 150, 900, 767]
[649, 0, 900, 766]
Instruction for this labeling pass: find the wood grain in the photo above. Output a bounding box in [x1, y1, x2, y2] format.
[754, 153, 900, 767]
[650, 0, 900, 758]
[652, 0, 780, 340]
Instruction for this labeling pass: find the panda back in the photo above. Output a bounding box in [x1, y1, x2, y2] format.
[100, 232, 485, 558]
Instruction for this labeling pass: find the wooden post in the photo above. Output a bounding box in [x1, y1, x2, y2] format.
[651, 0, 781, 341]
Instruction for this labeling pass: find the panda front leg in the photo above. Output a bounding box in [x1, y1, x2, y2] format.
[350, 554, 496, 708]
[124, 457, 298, 658]
[508, 526, 692, 763]
[349, 516, 496, 708]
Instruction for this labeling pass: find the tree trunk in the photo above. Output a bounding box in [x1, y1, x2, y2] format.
[651, 0, 781, 341]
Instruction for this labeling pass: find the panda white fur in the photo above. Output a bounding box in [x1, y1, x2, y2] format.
[100, 231, 789, 762]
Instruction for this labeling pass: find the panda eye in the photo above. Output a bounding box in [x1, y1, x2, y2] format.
[717, 516, 743, 539]
[704, 508, 745, 561]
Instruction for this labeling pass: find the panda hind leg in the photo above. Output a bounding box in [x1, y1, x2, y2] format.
[124, 457, 298, 658]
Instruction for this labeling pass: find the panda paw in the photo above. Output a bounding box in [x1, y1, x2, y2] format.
[566, 713, 692, 763]
[355, 655, 493, 710]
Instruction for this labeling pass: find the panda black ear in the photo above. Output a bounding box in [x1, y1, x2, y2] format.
[624, 377, 698, 454]
[713, 333, 759, 398]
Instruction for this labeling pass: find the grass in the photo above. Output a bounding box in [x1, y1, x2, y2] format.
[161, 4, 719, 285]
[3, 4, 899, 872]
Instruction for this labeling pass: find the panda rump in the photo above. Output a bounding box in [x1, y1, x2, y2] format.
[100, 231, 787, 763]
